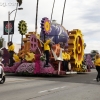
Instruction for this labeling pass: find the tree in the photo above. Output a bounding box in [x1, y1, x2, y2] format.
[91, 50, 98, 54]
[16, 0, 22, 6]
[50, 0, 56, 22]
[0, 36, 4, 48]
[90, 50, 98, 60]
[84, 43, 86, 49]
[35, 0, 39, 33]
[61, 0, 66, 25]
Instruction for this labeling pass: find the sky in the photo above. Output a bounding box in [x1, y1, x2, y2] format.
[0, 0, 100, 53]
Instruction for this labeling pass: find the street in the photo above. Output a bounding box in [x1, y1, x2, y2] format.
[0, 69, 100, 100]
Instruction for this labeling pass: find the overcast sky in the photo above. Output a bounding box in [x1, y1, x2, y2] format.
[0, 0, 100, 53]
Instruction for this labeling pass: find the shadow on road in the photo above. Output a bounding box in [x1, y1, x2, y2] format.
[6, 69, 100, 85]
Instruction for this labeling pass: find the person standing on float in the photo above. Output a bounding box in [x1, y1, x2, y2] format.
[62, 49, 70, 71]
[44, 37, 53, 67]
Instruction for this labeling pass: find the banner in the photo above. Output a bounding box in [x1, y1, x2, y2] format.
[3, 20, 14, 35]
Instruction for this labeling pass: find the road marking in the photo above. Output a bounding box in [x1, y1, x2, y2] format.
[39, 90, 48, 93]
[50, 87, 60, 91]
[39, 86, 66, 93]
[60, 86, 66, 88]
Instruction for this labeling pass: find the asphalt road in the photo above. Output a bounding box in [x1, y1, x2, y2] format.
[0, 69, 100, 100]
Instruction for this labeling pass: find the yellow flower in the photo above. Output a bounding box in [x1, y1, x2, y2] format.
[25, 52, 35, 62]
[13, 54, 21, 62]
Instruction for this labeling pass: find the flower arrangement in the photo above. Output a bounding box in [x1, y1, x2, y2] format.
[85, 54, 94, 68]
[40, 54, 46, 61]
[13, 53, 21, 62]
[16, 63, 35, 74]
[25, 52, 35, 62]
[3, 62, 21, 73]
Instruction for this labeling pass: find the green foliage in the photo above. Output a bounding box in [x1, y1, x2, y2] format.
[40, 55, 46, 61]
[90, 50, 98, 60]
[91, 50, 98, 54]
[0, 36, 4, 48]
[84, 43, 86, 49]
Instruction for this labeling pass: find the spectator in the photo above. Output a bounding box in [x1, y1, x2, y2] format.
[94, 53, 100, 82]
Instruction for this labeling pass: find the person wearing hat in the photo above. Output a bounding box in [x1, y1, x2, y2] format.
[62, 49, 70, 71]
[44, 37, 53, 67]
[7, 41, 15, 67]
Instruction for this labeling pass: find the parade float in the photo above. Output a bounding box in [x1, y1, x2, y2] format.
[1, 17, 93, 76]
[1, 0, 94, 75]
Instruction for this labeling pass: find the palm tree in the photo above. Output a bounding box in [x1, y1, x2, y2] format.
[35, 0, 39, 33]
[16, 0, 22, 6]
[61, 0, 66, 26]
[50, 0, 56, 22]
[11, 0, 23, 41]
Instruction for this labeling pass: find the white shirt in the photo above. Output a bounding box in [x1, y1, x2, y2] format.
[0, 65, 3, 74]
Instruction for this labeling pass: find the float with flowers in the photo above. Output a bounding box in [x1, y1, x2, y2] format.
[2, 17, 94, 75]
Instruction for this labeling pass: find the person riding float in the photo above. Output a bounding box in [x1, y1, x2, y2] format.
[43, 37, 54, 67]
[7, 41, 15, 67]
[62, 49, 70, 71]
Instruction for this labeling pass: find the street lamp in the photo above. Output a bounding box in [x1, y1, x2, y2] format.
[8, 8, 23, 42]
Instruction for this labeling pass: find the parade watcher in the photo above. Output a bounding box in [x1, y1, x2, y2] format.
[0, 50, 4, 68]
[0, 57, 4, 77]
[94, 53, 100, 82]
[0, 57, 4, 68]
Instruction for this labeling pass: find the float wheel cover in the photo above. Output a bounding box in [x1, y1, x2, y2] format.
[18, 20, 27, 35]
[68, 29, 85, 72]
[41, 17, 50, 34]
[29, 34, 38, 52]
